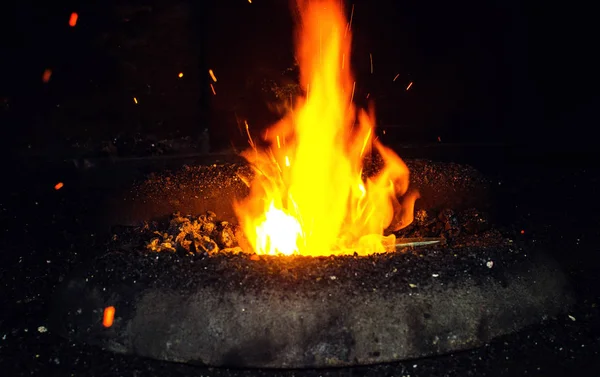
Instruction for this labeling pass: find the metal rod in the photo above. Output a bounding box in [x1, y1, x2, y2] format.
[395, 237, 444, 248]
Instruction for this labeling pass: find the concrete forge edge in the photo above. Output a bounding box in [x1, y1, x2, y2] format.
[53, 250, 572, 368]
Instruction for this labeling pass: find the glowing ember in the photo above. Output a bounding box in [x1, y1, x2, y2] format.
[42, 68, 52, 83]
[102, 306, 115, 328]
[208, 69, 218, 82]
[234, 0, 418, 256]
[68, 12, 78, 27]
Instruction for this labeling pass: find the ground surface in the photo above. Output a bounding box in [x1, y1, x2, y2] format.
[1, 144, 599, 376]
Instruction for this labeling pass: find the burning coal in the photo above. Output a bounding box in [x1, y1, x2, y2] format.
[234, 0, 419, 256]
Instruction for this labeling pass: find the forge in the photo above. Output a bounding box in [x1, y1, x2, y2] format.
[51, 158, 573, 368]
[51, 0, 571, 369]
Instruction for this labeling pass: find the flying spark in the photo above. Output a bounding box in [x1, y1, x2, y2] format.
[406, 81, 413, 90]
[345, 4, 355, 37]
[209, 69, 217, 82]
[102, 306, 115, 328]
[393, 73, 399, 82]
[210, 83, 217, 95]
[42, 69, 52, 83]
[69, 12, 78, 27]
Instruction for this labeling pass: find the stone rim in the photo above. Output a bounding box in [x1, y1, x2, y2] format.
[52, 246, 573, 368]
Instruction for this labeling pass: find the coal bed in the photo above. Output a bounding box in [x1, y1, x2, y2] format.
[51, 159, 574, 368]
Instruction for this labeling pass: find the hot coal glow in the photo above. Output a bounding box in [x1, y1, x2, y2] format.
[234, 0, 419, 256]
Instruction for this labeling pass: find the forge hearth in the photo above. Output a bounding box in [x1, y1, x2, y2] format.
[51, 159, 573, 368]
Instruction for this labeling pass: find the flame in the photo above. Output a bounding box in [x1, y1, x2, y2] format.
[234, 0, 418, 256]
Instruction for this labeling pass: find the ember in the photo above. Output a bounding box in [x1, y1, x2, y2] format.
[145, 211, 243, 254]
[234, 0, 419, 257]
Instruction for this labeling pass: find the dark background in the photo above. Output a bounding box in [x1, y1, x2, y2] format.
[1, 2, 600, 376]
[2, 0, 598, 153]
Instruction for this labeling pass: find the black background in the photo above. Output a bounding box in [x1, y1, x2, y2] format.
[1, 1, 600, 376]
[2, 0, 598, 154]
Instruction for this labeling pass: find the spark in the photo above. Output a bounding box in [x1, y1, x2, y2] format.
[369, 53, 373, 74]
[68, 12, 78, 27]
[42, 69, 52, 83]
[133, 97, 138, 104]
[271, 148, 283, 172]
[342, 53, 345, 70]
[359, 128, 372, 157]
[102, 306, 115, 328]
[245, 121, 256, 149]
[393, 73, 399, 82]
[178, 72, 183, 78]
[248, 0, 252, 3]
[345, 4, 355, 37]
[208, 69, 217, 82]
[366, 93, 370, 99]
[276, 135, 281, 149]
[406, 81, 413, 90]
[285, 155, 290, 167]
[210, 83, 216, 95]
[350, 81, 356, 103]
[54, 182, 64, 190]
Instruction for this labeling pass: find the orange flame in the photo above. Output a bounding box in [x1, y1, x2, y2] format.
[234, 0, 418, 256]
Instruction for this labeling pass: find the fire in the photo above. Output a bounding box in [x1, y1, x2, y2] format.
[234, 0, 418, 256]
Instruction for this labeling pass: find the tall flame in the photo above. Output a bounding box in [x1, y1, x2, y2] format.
[234, 0, 418, 256]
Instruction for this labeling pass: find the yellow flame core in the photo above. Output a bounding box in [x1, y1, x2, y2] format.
[234, 0, 418, 256]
